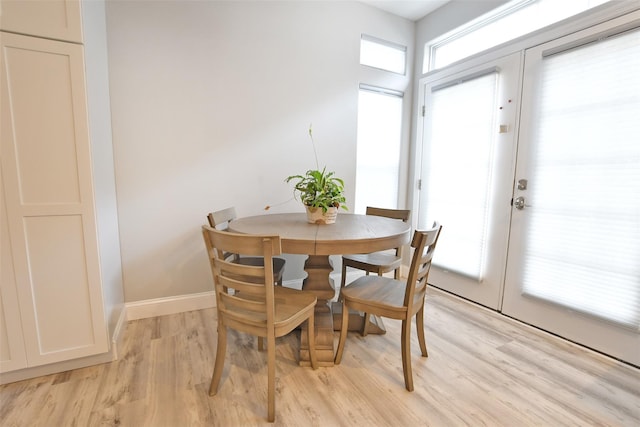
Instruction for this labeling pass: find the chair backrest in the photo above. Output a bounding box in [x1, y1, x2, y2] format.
[202, 225, 281, 332]
[366, 207, 411, 256]
[403, 223, 442, 313]
[207, 207, 242, 262]
[207, 207, 238, 230]
[366, 206, 410, 222]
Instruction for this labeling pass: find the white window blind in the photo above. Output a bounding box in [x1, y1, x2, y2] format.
[423, 72, 498, 280]
[522, 28, 640, 329]
[355, 86, 403, 214]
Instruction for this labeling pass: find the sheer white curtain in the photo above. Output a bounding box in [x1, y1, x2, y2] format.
[423, 72, 498, 280]
[522, 28, 640, 329]
[354, 87, 403, 214]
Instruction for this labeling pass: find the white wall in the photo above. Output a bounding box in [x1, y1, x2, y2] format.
[82, 0, 125, 337]
[105, 0, 415, 302]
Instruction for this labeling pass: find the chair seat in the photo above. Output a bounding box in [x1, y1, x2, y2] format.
[342, 252, 402, 273]
[340, 275, 415, 320]
[223, 286, 317, 336]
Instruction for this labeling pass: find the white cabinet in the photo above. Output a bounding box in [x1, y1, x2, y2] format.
[0, 7, 109, 374]
[0, 0, 82, 43]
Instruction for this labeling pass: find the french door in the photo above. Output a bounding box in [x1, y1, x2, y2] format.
[417, 12, 640, 366]
[502, 17, 640, 366]
[417, 53, 521, 310]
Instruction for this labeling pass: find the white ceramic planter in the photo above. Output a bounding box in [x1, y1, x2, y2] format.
[305, 206, 338, 224]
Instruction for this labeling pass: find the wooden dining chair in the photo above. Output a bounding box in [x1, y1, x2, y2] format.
[340, 207, 410, 334]
[208, 207, 286, 286]
[202, 225, 318, 423]
[334, 223, 442, 392]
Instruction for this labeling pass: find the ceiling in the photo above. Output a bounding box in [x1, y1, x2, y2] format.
[359, 0, 451, 21]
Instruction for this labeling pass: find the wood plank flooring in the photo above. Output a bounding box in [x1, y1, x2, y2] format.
[1, 288, 639, 426]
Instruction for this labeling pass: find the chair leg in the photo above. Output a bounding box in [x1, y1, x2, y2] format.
[401, 319, 414, 392]
[267, 332, 276, 422]
[361, 312, 370, 337]
[209, 323, 227, 396]
[307, 315, 318, 369]
[416, 306, 428, 357]
[334, 301, 350, 364]
[340, 263, 348, 291]
[361, 270, 383, 337]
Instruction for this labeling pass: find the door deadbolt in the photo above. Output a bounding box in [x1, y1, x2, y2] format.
[517, 179, 528, 190]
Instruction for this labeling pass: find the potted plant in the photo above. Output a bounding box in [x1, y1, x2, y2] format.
[285, 126, 347, 224]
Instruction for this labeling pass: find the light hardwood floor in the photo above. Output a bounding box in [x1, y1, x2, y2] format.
[1, 288, 639, 426]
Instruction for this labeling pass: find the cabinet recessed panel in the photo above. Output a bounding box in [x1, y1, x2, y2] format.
[24, 215, 95, 354]
[4, 45, 81, 205]
[0, 293, 11, 361]
[0, 0, 83, 43]
[1, 171, 28, 372]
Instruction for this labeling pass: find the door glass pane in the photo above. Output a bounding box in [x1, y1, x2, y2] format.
[422, 73, 498, 280]
[522, 29, 640, 329]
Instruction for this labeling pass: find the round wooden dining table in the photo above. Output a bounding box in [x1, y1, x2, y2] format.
[228, 212, 411, 366]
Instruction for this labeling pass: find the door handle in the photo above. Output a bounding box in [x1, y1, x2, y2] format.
[514, 196, 527, 210]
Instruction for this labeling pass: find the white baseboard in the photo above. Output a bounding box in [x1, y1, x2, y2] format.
[124, 268, 397, 323]
[0, 347, 115, 385]
[125, 291, 215, 321]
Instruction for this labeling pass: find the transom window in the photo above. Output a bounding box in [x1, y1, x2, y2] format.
[424, 0, 611, 72]
[360, 34, 406, 75]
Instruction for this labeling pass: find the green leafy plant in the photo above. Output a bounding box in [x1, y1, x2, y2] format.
[285, 125, 347, 213]
[286, 167, 347, 212]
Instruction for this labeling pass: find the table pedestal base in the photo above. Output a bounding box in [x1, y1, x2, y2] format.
[299, 302, 388, 366]
[298, 255, 388, 366]
[300, 303, 335, 367]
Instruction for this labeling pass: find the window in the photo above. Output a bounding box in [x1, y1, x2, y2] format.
[424, 0, 611, 72]
[360, 34, 406, 75]
[354, 85, 403, 214]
